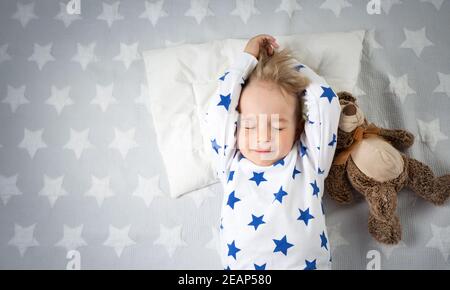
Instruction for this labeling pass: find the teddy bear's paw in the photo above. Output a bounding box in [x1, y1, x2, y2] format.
[332, 191, 354, 204]
[431, 175, 450, 205]
[398, 131, 415, 150]
[381, 129, 415, 150]
[368, 215, 402, 245]
[326, 189, 353, 204]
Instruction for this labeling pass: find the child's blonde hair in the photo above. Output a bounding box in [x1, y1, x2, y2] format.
[239, 40, 311, 140]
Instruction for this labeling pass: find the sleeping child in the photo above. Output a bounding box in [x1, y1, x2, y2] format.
[205, 34, 341, 270]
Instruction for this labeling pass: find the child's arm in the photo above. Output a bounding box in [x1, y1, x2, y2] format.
[205, 51, 258, 184]
[297, 64, 342, 179]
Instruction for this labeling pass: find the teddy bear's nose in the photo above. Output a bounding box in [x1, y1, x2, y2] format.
[343, 104, 357, 116]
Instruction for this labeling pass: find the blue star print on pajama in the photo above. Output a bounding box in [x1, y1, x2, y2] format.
[248, 214, 266, 230]
[227, 240, 241, 260]
[320, 231, 329, 251]
[211, 139, 221, 154]
[328, 134, 337, 147]
[227, 191, 240, 209]
[249, 171, 267, 186]
[304, 259, 317, 270]
[292, 167, 301, 179]
[299, 142, 308, 157]
[298, 208, 315, 226]
[205, 52, 341, 269]
[310, 180, 320, 197]
[273, 235, 294, 256]
[217, 93, 231, 111]
[227, 171, 235, 183]
[273, 186, 288, 204]
[254, 263, 267, 270]
[219, 71, 230, 81]
[273, 158, 285, 166]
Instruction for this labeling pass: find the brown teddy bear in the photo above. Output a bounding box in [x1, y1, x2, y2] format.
[324, 91, 450, 245]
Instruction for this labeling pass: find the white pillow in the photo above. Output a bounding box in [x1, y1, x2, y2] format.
[143, 30, 366, 198]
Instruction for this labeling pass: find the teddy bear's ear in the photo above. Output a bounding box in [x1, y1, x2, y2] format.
[337, 91, 357, 103]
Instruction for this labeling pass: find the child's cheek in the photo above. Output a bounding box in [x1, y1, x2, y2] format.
[277, 129, 296, 152]
[237, 128, 254, 152]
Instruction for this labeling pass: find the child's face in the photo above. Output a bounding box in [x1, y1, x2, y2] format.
[237, 80, 298, 166]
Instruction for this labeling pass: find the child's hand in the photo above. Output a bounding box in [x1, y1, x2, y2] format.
[244, 34, 279, 59]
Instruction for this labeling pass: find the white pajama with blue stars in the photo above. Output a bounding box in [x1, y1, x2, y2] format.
[205, 51, 341, 270]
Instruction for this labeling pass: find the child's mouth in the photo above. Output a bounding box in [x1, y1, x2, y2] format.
[255, 150, 271, 153]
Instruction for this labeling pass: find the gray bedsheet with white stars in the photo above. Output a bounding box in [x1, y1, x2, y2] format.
[0, 0, 449, 269]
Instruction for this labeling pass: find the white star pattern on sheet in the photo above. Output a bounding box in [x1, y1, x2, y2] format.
[381, 0, 403, 14]
[11, 2, 38, 28]
[387, 73, 416, 104]
[153, 224, 188, 258]
[426, 223, 450, 261]
[8, 224, 39, 257]
[0, 44, 11, 64]
[185, 0, 214, 24]
[113, 42, 140, 70]
[97, 1, 124, 28]
[135, 83, 151, 113]
[0, 174, 23, 206]
[433, 72, 450, 97]
[46, 85, 74, 115]
[103, 225, 136, 258]
[54, 2, 82, 27]
[0, 0, 449, 271]
[230, 0, 261, 24]
[139, 0, 169, 26]
[275, 0, 302, 18]
[28, 43, 55, 70]
[63, 128, 94, 160]
[400, 27, 434, 58]
[327, 222, 350, 252]
[417, 118, 449, 151]
[205, 226, 220, 254]
[109, 128, 138, 159]
[420, 0, 445, 10]
[85, 176, 115, 207]
[91, 83, 118, 112]
[2, 85, 30, 113]
[132, 174, 164, 207]
[55, 225, 87, 252]
[38, 175, 68, 208]
[71, 42, 98, 70]
[19, 128, 47, 159]
[319, 0, 352, 17]
[372, 240, 407, 259]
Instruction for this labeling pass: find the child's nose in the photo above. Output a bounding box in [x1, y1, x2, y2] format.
[257, 125, 271, 142]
